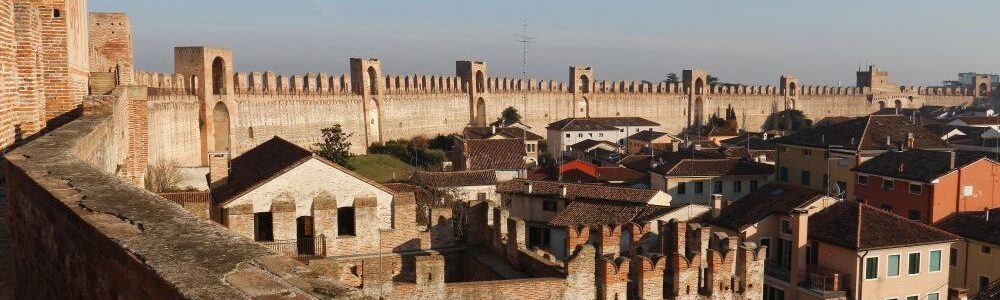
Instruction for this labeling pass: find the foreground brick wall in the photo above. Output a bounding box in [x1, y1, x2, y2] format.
[2, 92, 362, 299]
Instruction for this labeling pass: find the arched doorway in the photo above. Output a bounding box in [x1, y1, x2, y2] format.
[475, 71, 485, 94]
[476, 97, 486, 125]
[367, 66, 379, 95]
[894, 99, 903, 111]
[296, 216, 315, 256]
[367, 99, 380, 143]
[213, 102, 231, 152]
[693, 97, 704, 126]
[694, 78, 704, 95]
[980, 83, 989, 96]
[789, 82, 797, 97]
[212, 57, 225, 95]
[878, 101, 886, 110]
[580, 75, 590, 93]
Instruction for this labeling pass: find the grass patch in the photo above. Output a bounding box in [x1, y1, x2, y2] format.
[348, 154, 416, 183]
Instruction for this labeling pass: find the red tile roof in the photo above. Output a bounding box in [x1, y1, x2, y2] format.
[956, 116, 1000, 126]
[546, 117, 659, 131]
[934, 208, 1000, 246]
[773, 115, 950, 151]
[548, 199, 685, 227]
[808, 201, 958, 250]
[463, 126, 543, 140]
[708, 183, 827, 231]
[459, 138, 527, 170]
[412, 170, 497, 188]
[496, 179, 660, 203]
[159, 191, 212, 204]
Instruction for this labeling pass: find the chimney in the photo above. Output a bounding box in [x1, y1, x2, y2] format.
[897, 163, 905, 173]
[560, 185, 568, 197]
[694, 143, 702, 151]
[526, 182, 533, 194]
[671, 142, 680, 152]
[788, 208, 810, 300]
[491, 125, 496, 134]
[711, 194, 724, 218]
[208, 151, 230, 186]
[885, 136, 891, 147]
[906, 132, 915, 149]
[950, 151, 956, 169]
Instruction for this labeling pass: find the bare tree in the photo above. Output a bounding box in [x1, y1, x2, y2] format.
[145, 160, 183, 193]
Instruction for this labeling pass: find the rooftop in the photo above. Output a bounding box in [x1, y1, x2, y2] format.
[853, 149, 994, 183]
[496, 179, 661, 203]
[708, 183, 828, 231]
[809, 201, 958, 251]
[772, 115, 950, 151]
[411, 170, 497, 188]
[463, 126, 543, 141]
[459, 138, 527, 170]
[546, 117, 659, 131]
[934, 208, 1000, 246]
[627, 130, 678, 142]
[548, 199, 688, 227]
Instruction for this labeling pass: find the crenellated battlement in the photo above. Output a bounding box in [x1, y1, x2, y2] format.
[135, 71, 198, 96]
[383, 74, 466, 95]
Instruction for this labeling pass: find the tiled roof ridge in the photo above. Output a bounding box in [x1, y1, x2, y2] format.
[856, 115, 873, 151]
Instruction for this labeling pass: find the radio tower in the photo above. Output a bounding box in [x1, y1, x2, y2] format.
[517, 19, 535, 116]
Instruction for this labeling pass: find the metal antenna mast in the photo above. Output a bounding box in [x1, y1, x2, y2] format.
[517, 19, 535, 114]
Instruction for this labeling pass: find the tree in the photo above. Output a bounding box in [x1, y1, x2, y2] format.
[313, 125, 354, 168]
[145, 160, 183, 193]
[498, 106, 522, 125]
[665, 73, 680, 84]
[707, 75, 720, 86]
[763, 109, 813, 132]
[706, 113, 727, 128]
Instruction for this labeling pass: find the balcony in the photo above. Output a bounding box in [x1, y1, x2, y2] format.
[764, 261, 791, 282]
[799, 266, 848, 299]
[259, 235, 327, 259]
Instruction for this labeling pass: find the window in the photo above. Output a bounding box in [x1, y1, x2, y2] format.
[780, 219, 793, 235]
[578, 133, 583, 137]
[981, 276, 991, 292]
[677, 182, 687, 194]
[542, 200, 558, 212]
[882, 204, 893, 212]
[982, 245, 992, 255]
[865, 256, 879, 279]
[803, 149, 812, 156]
[253, 212, 274, 242]
[734, 180, 743, 193]
[695, 182, 704, 194]
[763, 284, 785, 300]
[887, 254, 900, 277]
[908, 252, 920, 275]
[713, 181, 723, 193]
[950, 248, 958, 266]
[858, 175, 869, 185]
[337, 207, 356, 236]
[806, 241, 819, 265]
[778, 239, 792, 267]
[52, 9, 60, 18]
[927, 292, 939, 300]
[929, 250, 941, 272]
[619, 129, 624, 133]
[759, 238, 771, 258]
[908, 210, 921, 221]
[565, 134, 570, 138]
[882, 178, 894, 190]
[751, 180, 759, 191]
[528, 226, 551, 248]
[909, 183, 922, 195]
[964, 185, 974, 196]
[588, 133, 593, 137]
[599, 133, 604, 137]
[801, 171, 811, 186]
[906, 296, 918, 300]
[780, 167, 789, 182]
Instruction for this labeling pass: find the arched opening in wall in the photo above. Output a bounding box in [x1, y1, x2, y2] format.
[979, 83, 989, 96]
[693, 97, 704, 125]
[212, 57, 226, 95]
[476, 71, 485, 94]
[580, 75, 591, 93]
[190, 75, 199, 94]
[296, 216, 315, 256]
[212, 102, 231, 152]
[894, 99, 903, 111]
[790, 99, 797, 110]
[694, 78, 704, 95]
[789, 82, 797, 97]
[878, 101, 886, 110]
[367, 99, 381, 143]
[367, 66, 379, 95]
[476, 97, 487, 126]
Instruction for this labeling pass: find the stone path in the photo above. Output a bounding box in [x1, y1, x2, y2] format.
[0, 175, 11, 299]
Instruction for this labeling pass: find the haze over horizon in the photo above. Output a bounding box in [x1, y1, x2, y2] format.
[90, 0, 1000, 86]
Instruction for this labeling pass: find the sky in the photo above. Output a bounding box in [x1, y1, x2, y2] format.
[89, 0, 1000, 86]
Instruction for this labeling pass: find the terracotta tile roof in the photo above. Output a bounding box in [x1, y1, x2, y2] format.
[649, 149, 773, 177]
[595, 167, 647, 182]
[934, 208, 1000, 246]
[496, 179, 660, 203]
[463, 126, 543, 140]
[460, 138, 527, 170]
[548, 199, 686, 227]
[773, 115, 950, 151]
[546, 117, 659, 131]
[211, 137, 313, 203]
[628, 130, 679, 142]
[707, 126, 739, 137]
[708, 183, 827, 231]
[808, 201, 958, 251]
[159, 191, 212, 204]
[570, 139, 619, 151]
[853, 149, 993, 182]
[956, 116, 1000, 126]
[411, 170, 497, 188]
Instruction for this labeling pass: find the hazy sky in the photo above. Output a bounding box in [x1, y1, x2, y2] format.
[90, 0, 999, 86]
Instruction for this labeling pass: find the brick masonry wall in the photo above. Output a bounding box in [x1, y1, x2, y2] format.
[88, 12, 133, 83]
[0, 0, 15, 150]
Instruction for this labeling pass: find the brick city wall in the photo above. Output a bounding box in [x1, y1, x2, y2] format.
[1, 89, 363, 299]
[88, 12, 133, 83]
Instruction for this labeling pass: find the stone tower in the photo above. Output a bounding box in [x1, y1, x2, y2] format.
[350, 57, 383, 146]
[683, 69, 709, 129]
[570, 65, 593, 118]
[457, 61, 488, 125]
[174, 46, 235, 165]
